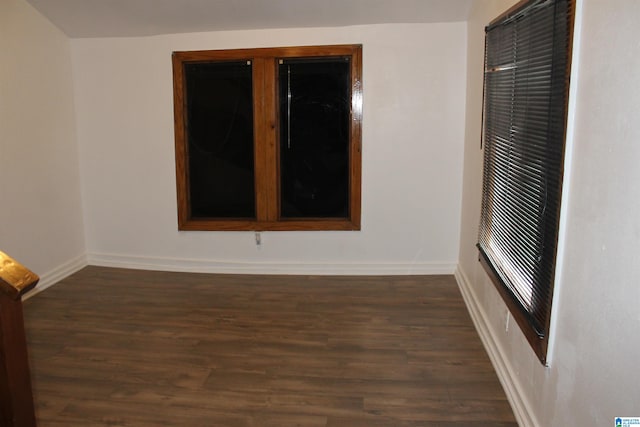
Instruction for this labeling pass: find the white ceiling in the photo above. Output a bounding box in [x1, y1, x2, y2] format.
[25, 0, 474, 38]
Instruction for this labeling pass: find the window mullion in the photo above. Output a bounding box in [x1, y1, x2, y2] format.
[251, 57, 276, 223]
[263, 58, 279, 222]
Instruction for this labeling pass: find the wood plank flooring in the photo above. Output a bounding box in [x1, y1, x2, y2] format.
[23, 267, 517, 426]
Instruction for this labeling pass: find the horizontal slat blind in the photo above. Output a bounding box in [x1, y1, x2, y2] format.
[478, 0, 572, 357]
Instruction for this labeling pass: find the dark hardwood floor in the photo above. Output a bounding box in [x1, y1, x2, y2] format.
[23, 267, 517, 426]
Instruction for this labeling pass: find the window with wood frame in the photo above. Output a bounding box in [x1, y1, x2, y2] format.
[478, 0, 574, 364]
[172, 45, 362, 231]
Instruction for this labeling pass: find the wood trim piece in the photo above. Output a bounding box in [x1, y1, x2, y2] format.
[0, 297, 37, 427]
[0, 252, 39, 300]
[478, 251, 548, 364]
[252, 57, 270, 222]
[172, 52, 190, 229]
[349, 45, 363, 230]
[178, 218, 360, 232]
[262, 58, 279, 222]
[0, 252, 38, 426]
[175, 45, 361, 62]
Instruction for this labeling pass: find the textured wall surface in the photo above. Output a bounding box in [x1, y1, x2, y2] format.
[72, 23, 467, 274]
[459, 1, 640, 425]
[0, 0, 86, 284]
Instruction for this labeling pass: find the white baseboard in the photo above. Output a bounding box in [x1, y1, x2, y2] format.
[87, 252, 456, 275]
[454, 265, 537, 427]
[23, 254, 88, 300]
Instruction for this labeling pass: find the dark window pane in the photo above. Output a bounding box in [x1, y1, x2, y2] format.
[278, 58, 351, 218]
[185, 61, 255, 218]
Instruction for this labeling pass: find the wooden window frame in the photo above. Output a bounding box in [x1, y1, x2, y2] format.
[172, 44, 362, 231]
[478, 0, 575, 364]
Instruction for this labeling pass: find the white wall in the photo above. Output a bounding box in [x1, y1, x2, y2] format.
[71, 23, 468, 274]
[0, 0, 86, 291]
[458, 1, 640, 426]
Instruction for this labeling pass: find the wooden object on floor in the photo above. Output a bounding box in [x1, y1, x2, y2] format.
[0, 251, 39, 427]
[25, 266, 518, 427]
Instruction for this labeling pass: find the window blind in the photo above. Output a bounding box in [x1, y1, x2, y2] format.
[478, 0, 573, 363]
